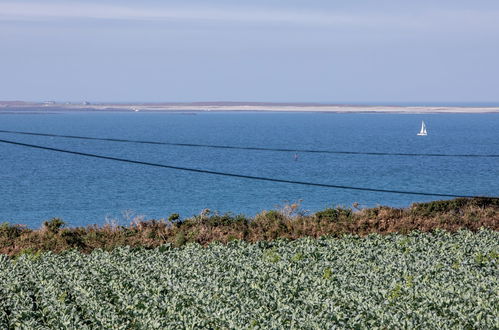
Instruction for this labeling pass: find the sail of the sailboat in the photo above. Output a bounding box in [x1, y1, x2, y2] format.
[417, 121, 427, 136]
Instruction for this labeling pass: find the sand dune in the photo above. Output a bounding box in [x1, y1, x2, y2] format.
[1, 102, 499, 113]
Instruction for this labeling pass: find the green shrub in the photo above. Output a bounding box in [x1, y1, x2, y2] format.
[260, 210, 283, 222]
[0, 222, 26, 240]
[411, 197, 499, 217]
[16, 248, 42, 260]
[60, 230, 85, 249]
[174, 231, 186, 247]
[204, 214, 247, 227]
[168, 213, 180, 222]
[43, 218, 66, 234]
[315, 207, 352, 221]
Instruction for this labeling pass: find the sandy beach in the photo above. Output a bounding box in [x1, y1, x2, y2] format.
[1, 102, 499, 113]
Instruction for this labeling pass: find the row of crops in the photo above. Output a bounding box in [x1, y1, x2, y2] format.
[0, 230, 497, 328]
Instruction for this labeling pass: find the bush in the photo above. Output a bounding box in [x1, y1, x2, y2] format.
[0, 198, 497, 256]
[204, 214, 247, 227]
[411, 197, 499, 217]
[0, 222, 26, 240]
[43, 218, 66, 234]
[260, 210, 283, 222]
[168, 213, 180, 222]
[60, 230, 85, 249]
[315, 207, 352, 221]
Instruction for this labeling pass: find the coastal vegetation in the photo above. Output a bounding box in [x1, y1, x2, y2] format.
[0, 230, 497, 328]
[0, 197, 497, 256]
[0, 198, 497, 327]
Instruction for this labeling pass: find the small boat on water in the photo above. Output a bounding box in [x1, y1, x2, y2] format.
[417, 121, 427, 136]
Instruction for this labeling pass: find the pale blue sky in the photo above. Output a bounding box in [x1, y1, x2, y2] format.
[1, 0, 498, 103]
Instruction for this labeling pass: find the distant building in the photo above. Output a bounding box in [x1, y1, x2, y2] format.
[43, 101, 56, 107]
[82, 101, 91, 105]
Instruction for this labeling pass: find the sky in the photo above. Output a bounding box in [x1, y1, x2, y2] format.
[1, 0, 498, 104]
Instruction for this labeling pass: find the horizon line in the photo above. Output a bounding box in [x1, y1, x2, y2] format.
[2, 100, 499, 107]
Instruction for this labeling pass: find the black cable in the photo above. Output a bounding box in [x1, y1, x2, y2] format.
[0, 129, 498, 158]
[1, 138, 495, 199]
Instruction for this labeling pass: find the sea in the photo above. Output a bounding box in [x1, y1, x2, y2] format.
[0, 110, 498, 228]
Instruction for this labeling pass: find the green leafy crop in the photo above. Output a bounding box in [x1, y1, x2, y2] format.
[0, 230, 497, 328]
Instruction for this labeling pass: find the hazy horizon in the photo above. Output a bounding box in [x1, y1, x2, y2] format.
[3, 100, 499, 107]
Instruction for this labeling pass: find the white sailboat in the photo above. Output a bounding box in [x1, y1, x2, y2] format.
[417, 121, 427, 136]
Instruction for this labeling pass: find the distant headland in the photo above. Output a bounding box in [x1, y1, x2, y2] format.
[1, 101, 499, 113]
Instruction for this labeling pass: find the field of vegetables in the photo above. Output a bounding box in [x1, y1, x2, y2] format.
[0, 230, 498, 328]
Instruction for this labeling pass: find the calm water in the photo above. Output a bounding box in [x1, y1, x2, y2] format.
[1, 111, 498, 227]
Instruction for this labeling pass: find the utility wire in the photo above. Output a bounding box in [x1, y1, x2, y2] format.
[0, 138, 496, 199]
[0, 129, 498, 158]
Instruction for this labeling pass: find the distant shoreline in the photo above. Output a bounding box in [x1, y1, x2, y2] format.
[1, 102, 499, 114]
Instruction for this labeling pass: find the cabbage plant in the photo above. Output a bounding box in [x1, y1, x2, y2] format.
[0, 230, 497, 328]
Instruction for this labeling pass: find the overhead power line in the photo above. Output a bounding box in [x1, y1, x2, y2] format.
[0, 129, 498, 158]
[0, 138, 496, 199]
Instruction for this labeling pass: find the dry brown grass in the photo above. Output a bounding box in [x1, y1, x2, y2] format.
[1, 197, 498, 256]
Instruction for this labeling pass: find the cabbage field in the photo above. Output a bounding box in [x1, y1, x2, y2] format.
[0, 230, 497, 329]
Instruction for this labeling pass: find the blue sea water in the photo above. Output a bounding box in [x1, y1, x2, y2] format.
[0, 110, 498, 228]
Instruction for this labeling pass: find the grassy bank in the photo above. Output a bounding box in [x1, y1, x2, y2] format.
[1, 197, 498, 256]
[1, 230, 497, 328]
